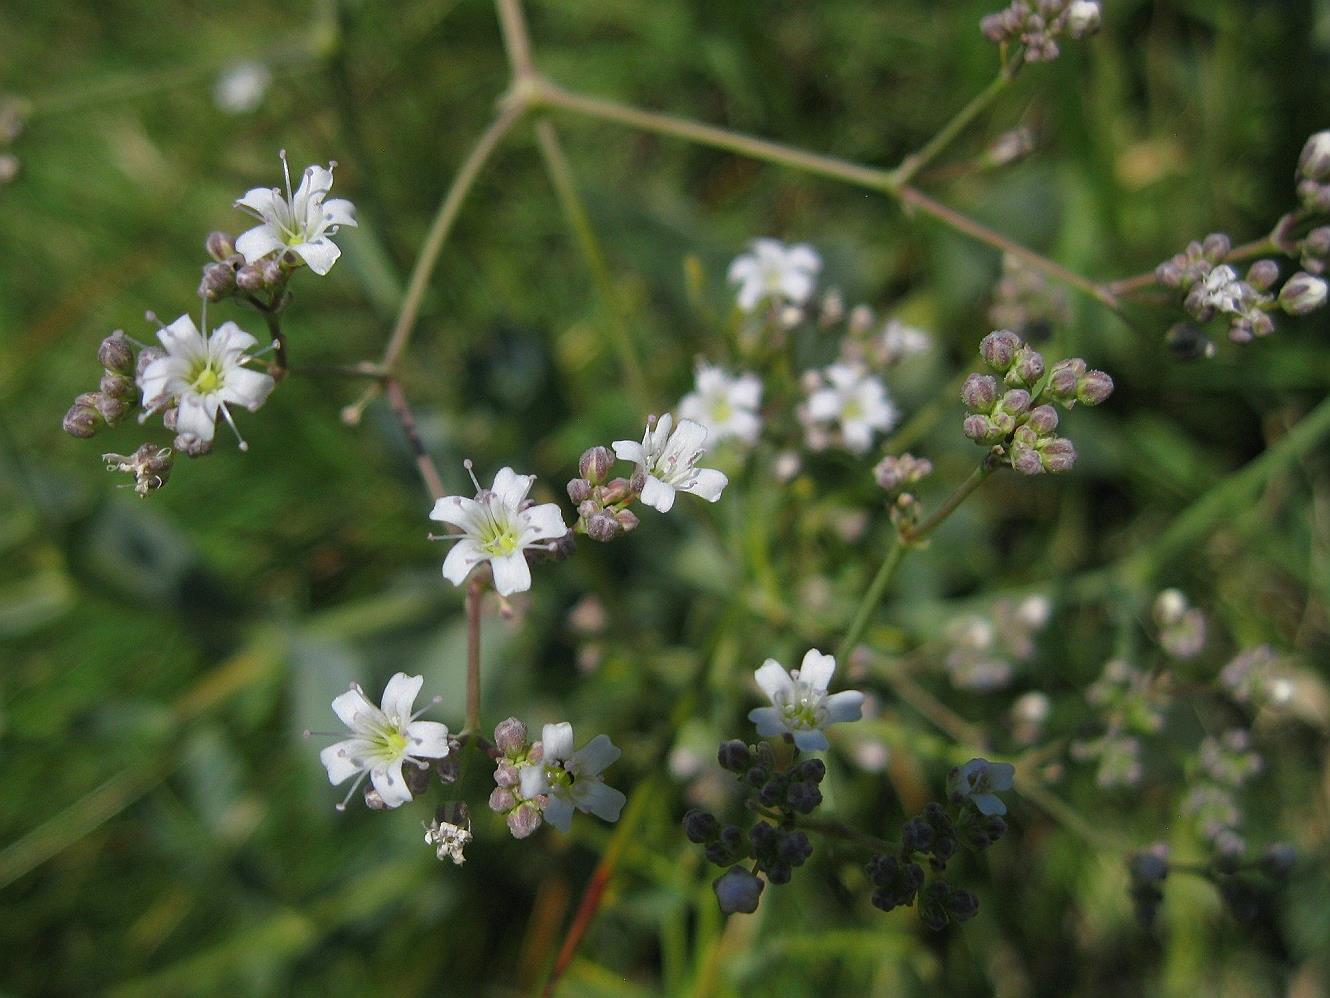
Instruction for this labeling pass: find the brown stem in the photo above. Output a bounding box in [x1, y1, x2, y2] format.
[382, 378, 446, 501]
[260, 310, 289, 380]
[465, 575, 484, 735]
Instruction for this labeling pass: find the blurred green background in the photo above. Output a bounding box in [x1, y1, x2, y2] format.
[3, 0, 1330, 994]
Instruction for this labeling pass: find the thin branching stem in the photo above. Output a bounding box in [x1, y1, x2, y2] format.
[382, 378, 446, 501]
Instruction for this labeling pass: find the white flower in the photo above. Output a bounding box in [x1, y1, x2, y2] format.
[877, 319, 932, 365]
[424, 805, 472, 865]
[748, 649, 864, 752]
[519, 722, 626, 832]
[1066, 0, 1102, 37]
[804, 363, 898, 455]
[1200, 265, 1244, 314]
[317, 673, 451, 810]
[947, 758, 1015, 816]
[214, 62, 272, 115]
[429, 466, 568, 597]
[234, 151, 357, 276]
[613, 413, 728, 513]
[678, 363, 763, 446]
[727, 238, 821, 313]
[138, 314, 275, 448]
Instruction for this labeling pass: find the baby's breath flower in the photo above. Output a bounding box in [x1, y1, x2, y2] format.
[678, 363, 763, 446]
[947, 758, 1015, 816]
[803, 363, 898, 455]
[214, 62, 272, 115]
[234, 151, 357, 276]
[727, 239, 821, 313]
[748, 649, 864, 751]
[429, 465, 569, 597]
[518, 723, 626, 832]
[613, 413, 728, 512]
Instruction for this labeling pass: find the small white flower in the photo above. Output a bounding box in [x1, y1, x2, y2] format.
[429, 465, 568, 597]
[748, 649, 864, 752]
[947, 758, 1015, 816]
[876, 319, 932, 365]
[803, 363, 898, 455]
[519, 722, 626, 832]
[727, 238, 822, 313]
[1200, 265, 1244, 314]
[214, 62, 272, 115]
[317, 673, 451, 810]
[1066, 0, 1102, 37]
[613, 413, 728, 513]
[234, 151, 357, 276]
[1015, 594, 1052, 630]
[137, 314, 275, 448]
[424, 804, 472, 865]
[678, 363, 763, 446]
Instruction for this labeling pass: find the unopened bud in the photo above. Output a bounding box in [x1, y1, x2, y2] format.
[494, 761, 520, 787]
[363, 787, 389, 811]
[1040, 437, 1077, 473]
[97, 330, 135, 374]
[259, 258, 283, 285]
[489, 787, 517, 812]
[586, 511, 622, 542]
[1011, 445, 1044, 476]
[1047, 358, 1086, 401]
[848, 304, 874, 335]
[506, 802, 544, 839]
[961, 373, 999, 412]
[95, 393, 131, 426]
[579, 445, 614, 485]
[205, 231, 236, 261]
[494, 717, 527, 755]
[999, 388, 1031, 415]
[162, 406, 178, 431]
[1246, 260, 1279, 292]
[1027, 404, 1059, 435]
[62, 403, 100, 438]
[614, 508, 640, 533]
[99, 371, 136, 401]
[713, 866, 764, 915]
[1201, 232, 1232, 262]
[235, 264, 265, 292]
[174, 433, 213, 458]
[962, 414, 993, 442]
[1007, 346, 1045, 387]
[1076, 369, 1114, 406]
[1297, 131, 1330, 184]
[979, 329, 1022, 371]
[567, 477, 592, 504]
[1278, 271, 1328, 315]
[1065, 0, 1101, 39]
[683, 809, 720, 843]
[717, 740, 753, 772]
[199, 261, 237, 301]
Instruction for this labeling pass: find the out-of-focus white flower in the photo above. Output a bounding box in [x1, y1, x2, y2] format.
[947, 758, 1015, 816]
[234, 151, 357, 275]
[727, 239, 821, 313]
[1066, 0, 1102, 38]
[1015, 595, 1051, 630]
[214, 62, 272, 115]
[678, 363, 763, 446]
[877, 319, 932, 365]
[317, 673, 451, 810]
[138, 314, 274, 448]
[429, 466, 568, 597]
[519, 723, 626, 832]
[613, 413, 728, 512]
[803, 363, 898, 454]
[748, 649, 864, 752]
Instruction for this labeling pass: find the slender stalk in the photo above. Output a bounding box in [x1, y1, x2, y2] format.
[794, 815, 899, 854]
[836, 538, 906, 663]
[464, 576, 484, 735]
[259, 310, 289, 380]
[889, 68, 1016, 189]
[494, 0, 536, 80]
[899, 457, 999, 544]
[533, 118, 650, 405]
[879, 663, 990, 748]
[382, 378, 446, 500]
[378, 103, 525, 371]
[1105, 229, 1295, 298]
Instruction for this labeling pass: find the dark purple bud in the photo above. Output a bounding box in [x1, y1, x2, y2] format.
[1076, 369, 1114, 406]
[1165, 323, 1213, 361]
[97, 330, 135, 374]
[579, 445, 615, 485]
[961, 373, 999, 412]
[713, 867, 764, 914]
[1027, 404, 1059, 435]
[979, 330, 1022, 371]
[62, 403, 100, 438]
[683, 809, 720, 843]
[717, 740, 752, 772]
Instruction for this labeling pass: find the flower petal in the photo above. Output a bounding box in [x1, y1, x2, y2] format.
[542, 722, 575, 763]
[824, 690, 864, 724]
[543, 795, 575, 833]
[176, 393, 217, 442]
[371, 758, 413, 808]
[331, 685, 380, 729]
[406, 720, 451, 759]
[320, 739, 367, 784]
[490, 551, 531, 597]
[442, 538, 482, 586]
[612, 440, 646, 464]
[490, 466, 535, 508]
[748, 706, 786, 737]
[798, 649, 837, 691]
[754, 660, 793, 701]
[235, 224, 286, 264]
[640, 476, 675, 513]
[806, 388, 841, 422]
[430, 494, 479, 529]
[571, 734, 620, 778]
[379, 672, 423, 725]
[574, 780, 626, 823]
[220, 366, 275, 412]
[973, 793, 1007, 817]
[292, 237, 341, 276]
[736, 278, 764, 312]
[521, 502, 568, 543]
[683, 468, 727, 503]
[235, 185, 282, 218]
[322, 197, 357, 228]
[520, 763, 549, 799]
[792, 729, 831, 752]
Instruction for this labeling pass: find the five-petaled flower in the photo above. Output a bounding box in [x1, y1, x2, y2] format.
[613, 413, 728, 513]
[804, 363, 898, 454]
[318, 673, 451, 810]
[727, 238, 822, 313]
[678, 363, 763, 446]
[430, 466, 568, 597]
[235, 151, 357, 276]
[519, 722, 627, 832]
[137, 314, 275, 448]
[748, 649, 864, 751]
[947, 758, 1015, 816]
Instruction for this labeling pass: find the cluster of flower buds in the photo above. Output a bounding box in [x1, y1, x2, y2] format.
[1156, 235, 1288, 343]
[566, 446, 643, 542]
[62, 331, 141, 439]
[873, 452, 933, 531]
[1199, 729, 1263, 790]
[961, 330, 1112, 475]
[1152, 588, 1206, 659]
[988, 254, 1070, 341]
[980, 0, 1102, 62]
[943, 595, 1051, 691]
[1074, 658, 1171, 787]
[198, 231, 287, 304]
[487, 718, 547, 839]
[1297, 131, 1330, 213]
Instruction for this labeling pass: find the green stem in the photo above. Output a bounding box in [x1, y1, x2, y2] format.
[533, 118, 650, 406]
[900, 457, 998, 544]
[835, 539, 905, 663]
[888, 67, 1016, 189]
[794, 815, 900, 854]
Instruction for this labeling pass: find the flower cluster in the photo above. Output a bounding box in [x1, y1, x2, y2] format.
[961, 329, 1113, 475]
[678, 362, 763, 447]
[799, 363, 899, 455]
[1219, 645, 1295, 708]
[1153, 588, 1207, 660]
[1073, 658, 1170, 788]
[980, 0, 1102, 62]
[942, 595, 1051, 691]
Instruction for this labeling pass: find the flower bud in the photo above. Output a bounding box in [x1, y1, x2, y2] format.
[1246, 259, 1279, 292]
[97, 330, 135, 374]
[947, 887, 980, 922]
[961, 373, 999, 412]
[136, 346, 165, 380]
[174, 433, 213, 458]
[1065, 0, 1101, 39]
[1011, 445, 1044, 476]
[363, 787, 389, 811]
[713, 866, 764, 914]
[717, 739, 752, 772]
[494, 717, 527, 755]
[979, 329, 1022, 371]
[235, 264, 265, 292]
[1006, 346, 1045, 387]
[162, 406, 178, 432]
[259, 258, 283, 286]
[99, 371, 136, 401]
[488, 787, 516, 812]
[999, 388, 1031, 416]
[62, 402, 100, 438]
[199, 261, 237, 301]
[1076, 369, 1114, 406]
[962, 414, 993, 442]
[1297, 131, 1330, 184]
[205, 231, 236, 261]
[614, 508, 640, 533]
[578, 445, 615, 486]
[567, 477, 592, 504]
[1201, 232, 1232, 262]
[1278, 271, 1328, 315]
[494, 761, 520, 787]
[95, 393, 131, 426]
[585, 511, 622, 542]
[506, 801, 544, 839]
[988, 409, 1016, 437]
[683, 809, 720, 843]
[1040, 437, 1077, 473]
[1027, 404, 1059, 435]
